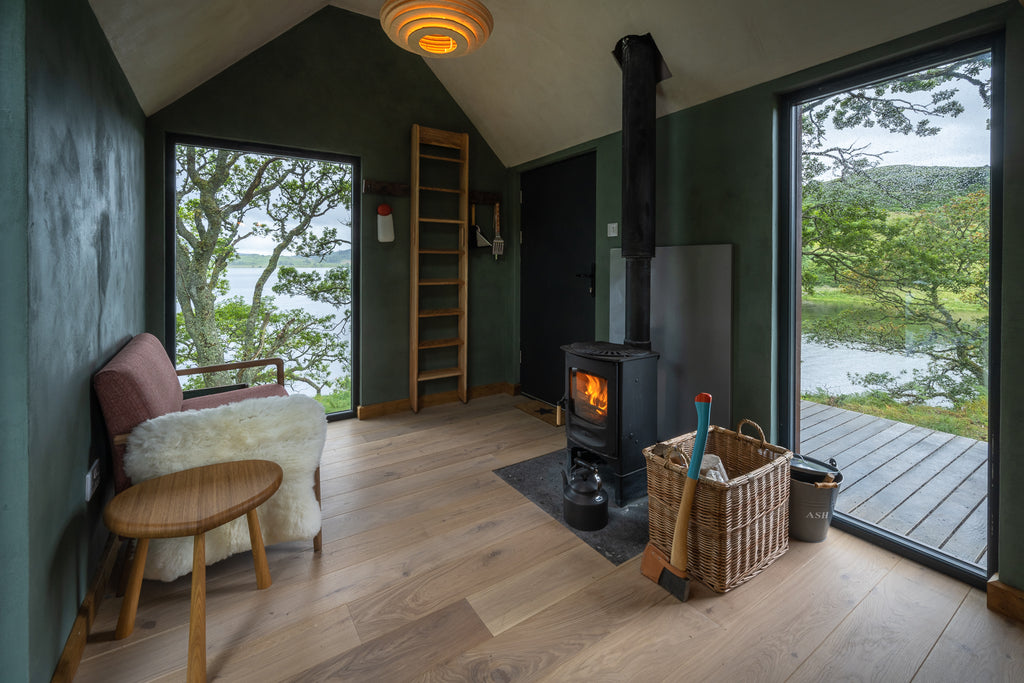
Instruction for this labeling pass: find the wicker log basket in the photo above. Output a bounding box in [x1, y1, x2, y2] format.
[644, 419, 793, 593]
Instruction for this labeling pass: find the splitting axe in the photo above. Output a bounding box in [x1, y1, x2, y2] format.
[640, 392, 712, 601]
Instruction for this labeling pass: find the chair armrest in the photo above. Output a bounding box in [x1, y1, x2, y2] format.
[176, 358, 285, 385]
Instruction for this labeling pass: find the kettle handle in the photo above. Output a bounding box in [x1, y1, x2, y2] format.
[569, 462, 602, 490]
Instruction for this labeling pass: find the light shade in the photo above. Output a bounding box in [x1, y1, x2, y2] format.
[380, 0, 493, 58]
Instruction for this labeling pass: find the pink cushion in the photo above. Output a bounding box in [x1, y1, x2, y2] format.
[93, 333, 183, 438]
[181, 382, 288, 411]
[94, 333, 292, 492]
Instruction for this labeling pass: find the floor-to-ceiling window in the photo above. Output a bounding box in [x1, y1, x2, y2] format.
[168, 136, 359, 419]
[780, 36, 1002, 584]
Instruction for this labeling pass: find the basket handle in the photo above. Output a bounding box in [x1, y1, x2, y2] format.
[736, 419, 767, 446]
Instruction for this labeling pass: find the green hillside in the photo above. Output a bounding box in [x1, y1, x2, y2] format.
[229, 249, 351, 268]
[811, 165, 989, 212]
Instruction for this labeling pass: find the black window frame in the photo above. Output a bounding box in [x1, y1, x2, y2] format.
[777, 32, 1004, 588]
[164, 133, 361, 422]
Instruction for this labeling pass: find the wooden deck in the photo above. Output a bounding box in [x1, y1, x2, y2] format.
[800, 400, 988, 567]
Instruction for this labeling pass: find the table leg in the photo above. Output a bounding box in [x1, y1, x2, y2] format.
[246, 509, 272, 589]
[115, 538, 149, 640]
[314, 467, 323, 553]
[187, 533, 206, 683]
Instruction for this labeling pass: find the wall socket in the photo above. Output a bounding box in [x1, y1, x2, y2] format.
[85, 460, 100, 501]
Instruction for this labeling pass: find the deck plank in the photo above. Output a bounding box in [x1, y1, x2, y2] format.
[877, 438, 986, 535]
[940, 494, 988, 565]
[851, 435, 976, 523]
[831, 427, 933, 509]
[799, 405, 866, 440]
[800, 401, 989, 568]
[802, 418, 913, 465]
[910, 461, 988, 551]
[799, 411, 892, 454]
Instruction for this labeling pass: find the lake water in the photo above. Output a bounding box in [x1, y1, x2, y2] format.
[800, 337, 931, 396]
[220, 267, 351, 397]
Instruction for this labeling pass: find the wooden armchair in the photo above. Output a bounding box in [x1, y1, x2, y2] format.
[93, 333, 322, 553]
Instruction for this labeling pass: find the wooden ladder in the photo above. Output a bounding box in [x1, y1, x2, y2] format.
[409, 124, 469, 413]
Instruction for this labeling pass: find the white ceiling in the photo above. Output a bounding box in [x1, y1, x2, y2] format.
[88, 0, 1004, 167]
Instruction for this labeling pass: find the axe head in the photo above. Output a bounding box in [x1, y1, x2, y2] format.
[640, 542, 691, 602]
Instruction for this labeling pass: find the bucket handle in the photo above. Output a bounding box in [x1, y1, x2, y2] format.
[736, 418, 767, 446]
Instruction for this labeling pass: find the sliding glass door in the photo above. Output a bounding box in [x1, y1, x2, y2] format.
[780, 36, 1002, 584]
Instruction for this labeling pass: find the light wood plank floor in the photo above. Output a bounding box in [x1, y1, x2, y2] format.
[75, 395, 1022, 682]
[800, 400, 988, 566]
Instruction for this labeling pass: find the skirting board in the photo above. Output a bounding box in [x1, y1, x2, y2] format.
[988, 573, 1024, 624]
[357, 382, 518, 419]
[52, 534, 122, 682]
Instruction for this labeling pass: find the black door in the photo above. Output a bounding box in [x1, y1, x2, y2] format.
[520, 153, 596, 404]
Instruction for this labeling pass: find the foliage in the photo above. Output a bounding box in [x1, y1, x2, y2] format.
[802, 389, 988, 442]
[314, 378, 352, 413]
[803, 190, 989, 407]
[174, 145, 353, 400]
[799, 54, 991, 409]
[812, 165, 989, 212]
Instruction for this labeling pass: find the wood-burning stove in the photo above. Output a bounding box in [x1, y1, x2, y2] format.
[563, 341, 658, 506]
[559, 33, 669, 508]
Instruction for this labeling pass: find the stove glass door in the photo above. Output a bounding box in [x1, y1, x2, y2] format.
[571, 368, 608, 425]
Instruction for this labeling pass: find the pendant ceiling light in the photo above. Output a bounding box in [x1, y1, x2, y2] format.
[380, 0, 493, 58]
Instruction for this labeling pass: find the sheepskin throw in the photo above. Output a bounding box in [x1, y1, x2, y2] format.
[124, 394, 326, 582]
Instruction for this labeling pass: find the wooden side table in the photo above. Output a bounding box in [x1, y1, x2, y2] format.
[104, 459, 283, 683]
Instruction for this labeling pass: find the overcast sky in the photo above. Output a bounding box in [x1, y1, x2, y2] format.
[814, 61, 992, 174]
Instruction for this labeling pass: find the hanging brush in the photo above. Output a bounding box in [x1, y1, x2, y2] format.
[492, 202, 504, 258]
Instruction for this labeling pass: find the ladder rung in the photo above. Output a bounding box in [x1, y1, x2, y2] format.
[418, 337, 463, 350]
[419, 249, 463, 255]
[419, 217, 465, 225]
[418, 367, 464, 381]
[420, 185, 461, 194]
[418, 127, 467, 149]
[419, 278, 463, 286]
[420, 153, 464, 163]
[419, 308, 464, 318]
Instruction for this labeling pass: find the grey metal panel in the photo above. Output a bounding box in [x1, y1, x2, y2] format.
[610, 245, 732, 440]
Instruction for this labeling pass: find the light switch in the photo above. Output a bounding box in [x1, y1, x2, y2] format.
[607, 222, 619, 237]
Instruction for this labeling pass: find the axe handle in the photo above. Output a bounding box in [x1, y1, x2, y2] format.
[670, 476, 698, 570]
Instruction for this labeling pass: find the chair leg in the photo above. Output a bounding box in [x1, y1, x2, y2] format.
[114, 538, 148, 640]
[313, 465, 323, 553]
[114, 537, 134, 598]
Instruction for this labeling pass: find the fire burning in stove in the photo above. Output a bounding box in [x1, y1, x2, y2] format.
[572, 369, 608, 423]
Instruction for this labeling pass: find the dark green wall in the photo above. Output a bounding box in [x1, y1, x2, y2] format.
[997, 4, 1024, 589]
[145, 7, 513, 407]
[0, 0, 147, 680]
[513, 2, 1024, 588]
[1, 2, 31, 680]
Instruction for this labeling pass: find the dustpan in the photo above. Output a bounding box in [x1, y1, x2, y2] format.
[472, 205, 491, 247]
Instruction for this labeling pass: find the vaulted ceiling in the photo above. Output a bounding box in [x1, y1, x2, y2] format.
[88, 0, 1003, 167]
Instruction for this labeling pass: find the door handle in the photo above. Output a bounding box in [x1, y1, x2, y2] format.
[575, 263, 596, 298]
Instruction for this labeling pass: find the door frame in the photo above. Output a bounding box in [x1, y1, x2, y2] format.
[777, 32, 1004, 588]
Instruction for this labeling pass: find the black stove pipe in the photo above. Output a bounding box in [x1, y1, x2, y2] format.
[614, 34, 668, 350]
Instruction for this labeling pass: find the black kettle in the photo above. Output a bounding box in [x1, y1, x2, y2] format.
[562, 462, 609, 531]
